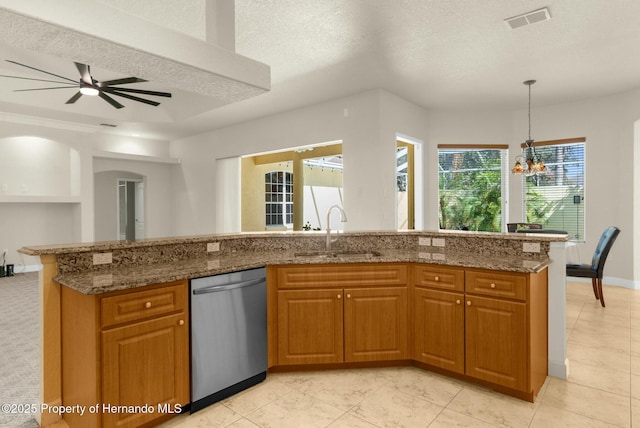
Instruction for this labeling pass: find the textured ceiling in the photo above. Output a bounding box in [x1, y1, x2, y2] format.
[1, 0, 640, 141]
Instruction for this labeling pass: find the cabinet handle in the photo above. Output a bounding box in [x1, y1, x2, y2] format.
[347, 294, 351, 299]
[456, 299, 461, 305]
[337, 294, 342, 299]
[144, 302, 152, 309]
[490, 283, 496, 289]
[434, 276, 440, 281]
[178, 320, 185, 326]
[467, 301, 471, 306]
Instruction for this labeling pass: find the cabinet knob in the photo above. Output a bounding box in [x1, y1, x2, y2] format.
[178, 320, 185, 326]
[434, 276, 440, 281]
[337, 294, 342, 299]
[144, 302, 152, 309]
[467, 301, 471, 306]
[347, 294, 351, 299]
[456, 299, 461, 305]
[490, 283, 496, 289]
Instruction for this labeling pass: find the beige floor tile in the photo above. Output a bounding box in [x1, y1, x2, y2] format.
[541, 378, 630, 427]
[577, 309, 631, 329]
[631, 356, 640, 375]
[571, 320, 630, 339]
[428, 409, 498, 428]
[581, 298, 630, 314]
[565, 360, 630, 396]
[568, 328, 631, 354]
[445, 387, 537, 428]
[632, 399, 640, 428]
[530, 404, 622, 428]
[632, 341, 640, 357]
[158, 403, 242, 428]
[273, 368, 391, 411]
[349, 385, 443, 428]
[227, 419, 261, 428]
[222, 376, 294, 416]
[632, 374, 640, 400]
[386, 366, 463, 407]
[326, 412, 379, 427]
[567, 342, 630, 373]
[246, 392, 343, 428]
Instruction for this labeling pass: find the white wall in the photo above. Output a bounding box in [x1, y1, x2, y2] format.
[0, 118, 173, 264]
[171, 89, 637, 284]
[94, 158, 175, 240]
[171, 90, 398, 234]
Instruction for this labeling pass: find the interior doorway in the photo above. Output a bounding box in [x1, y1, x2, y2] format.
[117, 178, 145, 240]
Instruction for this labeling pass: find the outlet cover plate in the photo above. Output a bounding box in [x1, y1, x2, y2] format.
[418, 237, 431, 246]
[207, 242, 220, 252]
[93, 252, 113, 265]
[523, 242, 541, 253]
[432, 238, 446, 247]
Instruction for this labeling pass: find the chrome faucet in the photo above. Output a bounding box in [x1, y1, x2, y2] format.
[326, 205, 347, 251]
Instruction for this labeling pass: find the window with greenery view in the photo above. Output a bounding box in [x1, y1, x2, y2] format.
[265, 171, 293, 226]
[523, 139, 585, 241]
[438, 146, 508, 232]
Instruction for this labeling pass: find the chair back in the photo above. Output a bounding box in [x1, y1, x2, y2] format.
[591, 226, 621, 275]
[507, 223, 542, 233]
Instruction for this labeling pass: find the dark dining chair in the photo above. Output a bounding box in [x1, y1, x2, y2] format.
[566, 226, 620, 307]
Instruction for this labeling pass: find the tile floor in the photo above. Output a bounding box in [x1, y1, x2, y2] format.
[161, 281, 639, 428]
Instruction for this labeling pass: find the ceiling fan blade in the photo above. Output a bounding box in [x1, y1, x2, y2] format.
[103, 88, 160, 106]
[100, 77, 147, 86]
[106, 87, 172, 98]
[0, 75, 77, 85]
[65, 92, 83, 104]
[14, 86, 78, 92]
[74, 62, 92, 84]
[5, 60, 77, 84]
[99, 92, 125, 109]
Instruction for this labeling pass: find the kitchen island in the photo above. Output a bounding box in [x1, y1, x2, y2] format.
[20, 230, 569, 427]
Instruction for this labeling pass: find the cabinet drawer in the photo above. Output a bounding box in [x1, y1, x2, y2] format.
[413, 265, 464, 292]
[465, 270, 527, 301]
[101, 280, 188, 328]
[277, 264, 407, 289]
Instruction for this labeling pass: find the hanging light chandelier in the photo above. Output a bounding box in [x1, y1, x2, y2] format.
[512, 80, 546, 175]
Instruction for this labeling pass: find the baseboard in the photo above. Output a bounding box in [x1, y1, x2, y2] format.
[10, 264, 42, 274]
[568, 276, 640, 290]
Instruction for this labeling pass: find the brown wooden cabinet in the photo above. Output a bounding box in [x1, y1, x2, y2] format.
[61, 280, 189, 428]
[411, 265, 548, 401]
[271, 264, 408, 366]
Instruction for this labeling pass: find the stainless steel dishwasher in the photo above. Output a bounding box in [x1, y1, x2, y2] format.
[190, 267, 267, 413]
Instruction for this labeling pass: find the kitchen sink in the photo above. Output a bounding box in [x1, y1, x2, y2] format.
[294, 250, 382, 258]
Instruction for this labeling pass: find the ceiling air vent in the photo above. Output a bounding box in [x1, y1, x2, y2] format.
[505, 7, 551, 30]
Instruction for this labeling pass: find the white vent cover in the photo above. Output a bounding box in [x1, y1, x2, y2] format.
[505, 7, 551, 30]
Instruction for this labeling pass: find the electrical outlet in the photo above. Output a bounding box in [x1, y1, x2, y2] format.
[418, 237, 431, 246]
[207, 242, 220, 252]
[418, 252, 431, 259]
[523, 242, 541, 253]
[93, 252, 113, 265]
[207, 259, 221, 270]
[432, 253, 446, 261]
[432, 238, 446, 247]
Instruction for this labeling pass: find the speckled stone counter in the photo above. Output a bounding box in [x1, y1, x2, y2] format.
[20, 230, 566, 295]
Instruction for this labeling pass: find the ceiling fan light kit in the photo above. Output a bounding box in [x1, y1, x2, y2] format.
[2, 59, 172, 109]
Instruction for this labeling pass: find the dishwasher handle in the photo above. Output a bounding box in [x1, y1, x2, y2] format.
[192, 277, 266, 296]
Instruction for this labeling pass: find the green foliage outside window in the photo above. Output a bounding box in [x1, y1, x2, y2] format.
[439, 150, 503, 232]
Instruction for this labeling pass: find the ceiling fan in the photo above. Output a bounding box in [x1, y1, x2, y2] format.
[1, 60, 172, 109]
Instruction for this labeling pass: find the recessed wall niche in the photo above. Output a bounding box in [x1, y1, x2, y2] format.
[0, 136, 80, 198]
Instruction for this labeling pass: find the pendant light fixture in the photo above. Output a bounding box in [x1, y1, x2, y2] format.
[512, 80, 546, 175]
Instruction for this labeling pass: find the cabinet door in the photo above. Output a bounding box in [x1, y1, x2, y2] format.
[344, 287, 408, 362]
[277, 289, 344, 365]
[102, 313, 189, 428]
[465, 295, 527, 391]
[413, 288, 464, 373]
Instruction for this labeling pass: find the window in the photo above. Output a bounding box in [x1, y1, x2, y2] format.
[438, 145, 508, 232]
[265, 171, 293, 226]
[523, 138, 585, 241]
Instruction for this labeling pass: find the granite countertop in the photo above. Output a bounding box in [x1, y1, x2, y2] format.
[55, 249, 551, 295]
